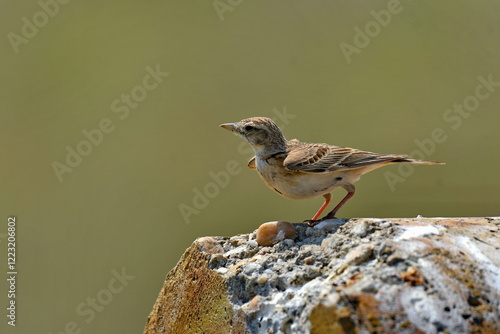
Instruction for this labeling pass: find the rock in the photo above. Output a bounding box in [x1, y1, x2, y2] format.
[144, 217, 500, 334]
[143, 236, 247, 334]
[255, 220, 296, 246]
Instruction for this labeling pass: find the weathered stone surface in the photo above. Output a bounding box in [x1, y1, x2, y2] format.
[143, 237, 247, 334]
[144, 217, 500, 334]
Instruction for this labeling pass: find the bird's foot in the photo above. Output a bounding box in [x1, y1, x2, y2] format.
[304, 214, 338, 227]
[304, 219, 321, 227]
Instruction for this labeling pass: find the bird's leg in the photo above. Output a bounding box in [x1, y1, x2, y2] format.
[305, 185, 355, 226]
[311, 193, 332, 220]
[323, 184, 355, 220]
[304, 193, 331, 226]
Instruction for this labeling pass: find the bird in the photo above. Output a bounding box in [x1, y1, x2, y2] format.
[220, 117, 444, 225]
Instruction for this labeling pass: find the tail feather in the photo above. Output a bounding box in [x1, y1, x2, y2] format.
[394, 157, 445, 165]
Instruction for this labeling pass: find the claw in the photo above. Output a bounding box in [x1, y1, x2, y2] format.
[304, 218, 325, 227]
[304, 214, 339, 226]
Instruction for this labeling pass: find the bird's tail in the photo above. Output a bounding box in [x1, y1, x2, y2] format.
[395, 157, 445, 165]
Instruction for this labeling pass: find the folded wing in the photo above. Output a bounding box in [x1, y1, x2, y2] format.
[283, 142, 411, 173]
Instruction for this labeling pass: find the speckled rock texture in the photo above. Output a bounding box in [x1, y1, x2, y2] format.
[144, 217, 500, 334]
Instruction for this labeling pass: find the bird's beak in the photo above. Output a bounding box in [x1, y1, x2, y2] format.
[220, 123, 236, 132]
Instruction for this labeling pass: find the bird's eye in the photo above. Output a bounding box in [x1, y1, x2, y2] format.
[245, 125, 255, 131]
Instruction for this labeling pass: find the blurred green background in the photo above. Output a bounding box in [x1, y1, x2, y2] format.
[1, 0, 499, 333]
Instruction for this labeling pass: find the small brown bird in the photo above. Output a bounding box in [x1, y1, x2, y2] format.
[220, 117, 444, 225]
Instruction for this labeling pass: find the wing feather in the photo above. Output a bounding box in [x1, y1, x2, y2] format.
[283, 142, 409, 173]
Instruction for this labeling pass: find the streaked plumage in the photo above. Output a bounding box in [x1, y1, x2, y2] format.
[220, 117, 444, 224]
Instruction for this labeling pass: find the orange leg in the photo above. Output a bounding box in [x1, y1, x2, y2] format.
[324, 186, 355, 219]
[311, 193, 332, 220]
[306, 185, 356, 226]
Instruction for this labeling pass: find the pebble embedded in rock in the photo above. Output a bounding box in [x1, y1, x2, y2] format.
[352, 220, 370, 237]
[257, 275, 268, 284]
[196, 237, 224, 254]
[345, 243, 374, 265]
[256, 221, 296, 246]
[247, 295, 260, 310]
[247, 240, 259, 248]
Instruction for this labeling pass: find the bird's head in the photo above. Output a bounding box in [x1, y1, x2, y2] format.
[220, 117, 287, 152]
